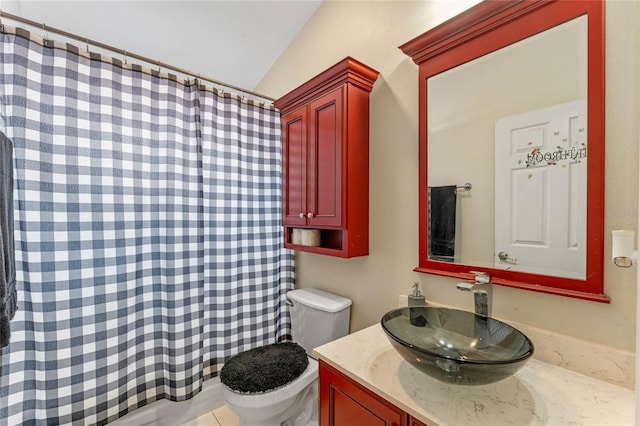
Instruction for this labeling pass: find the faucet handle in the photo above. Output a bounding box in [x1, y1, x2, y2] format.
[470, 271, 490, 284]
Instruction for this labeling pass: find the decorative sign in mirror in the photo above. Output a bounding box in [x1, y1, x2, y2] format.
[401, 0, 607, 302]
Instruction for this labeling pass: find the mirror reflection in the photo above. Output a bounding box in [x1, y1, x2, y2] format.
[427, 16, 587, 279]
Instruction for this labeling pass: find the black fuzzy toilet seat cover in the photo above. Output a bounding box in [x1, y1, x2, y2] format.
[220, 342, 309, 393]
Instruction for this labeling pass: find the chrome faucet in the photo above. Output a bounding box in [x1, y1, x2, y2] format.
[456, 271, 492, 317]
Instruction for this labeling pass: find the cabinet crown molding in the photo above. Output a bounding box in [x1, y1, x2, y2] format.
[274, 57, 379, 114]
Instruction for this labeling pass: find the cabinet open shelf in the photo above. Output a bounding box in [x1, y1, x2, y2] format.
[284, 227, 348, 256]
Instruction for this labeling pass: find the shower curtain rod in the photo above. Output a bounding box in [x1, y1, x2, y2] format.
[0, 10, 276, 102]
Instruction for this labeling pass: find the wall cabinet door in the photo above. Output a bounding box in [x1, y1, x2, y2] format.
[307, 88, 343, 228]
[281, 105, 308, 227]
[319, 361, 408, 426]
[281, 89, 344, 228]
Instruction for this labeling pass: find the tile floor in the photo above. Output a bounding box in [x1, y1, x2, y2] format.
[180, 405, 239, 426]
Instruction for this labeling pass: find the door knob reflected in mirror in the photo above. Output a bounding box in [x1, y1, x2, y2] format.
[498, 251, 517, 263]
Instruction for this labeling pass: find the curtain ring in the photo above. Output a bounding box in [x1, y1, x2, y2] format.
[123, 50, 127, 65]
[42, 22, 48, 40]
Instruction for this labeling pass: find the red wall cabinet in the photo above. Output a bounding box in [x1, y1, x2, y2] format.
[274, 57, 378, 258]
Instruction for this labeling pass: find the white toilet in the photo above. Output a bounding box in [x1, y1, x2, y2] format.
[220, 288, 352, 426]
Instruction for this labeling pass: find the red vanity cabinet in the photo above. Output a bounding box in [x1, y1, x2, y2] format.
[319, 360, 408, 426]
[410, 416, 429, 426]
[274, 57, 378, 258]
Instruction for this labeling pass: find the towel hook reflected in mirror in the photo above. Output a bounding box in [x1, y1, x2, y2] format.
[455, 183, 472, 195]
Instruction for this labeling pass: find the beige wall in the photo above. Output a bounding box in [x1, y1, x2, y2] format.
[256, 0, 640, 352]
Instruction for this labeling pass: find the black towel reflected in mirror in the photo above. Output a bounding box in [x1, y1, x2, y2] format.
[428, 185, 457, 262]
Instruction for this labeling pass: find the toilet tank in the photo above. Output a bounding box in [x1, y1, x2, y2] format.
[287, 288, 352, 357]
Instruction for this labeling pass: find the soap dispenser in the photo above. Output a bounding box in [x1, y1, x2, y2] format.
[408, 282, 426, 327]
[408, 282, 426, 307]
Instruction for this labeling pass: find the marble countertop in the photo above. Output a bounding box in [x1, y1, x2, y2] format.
[314, 324, 635, 426]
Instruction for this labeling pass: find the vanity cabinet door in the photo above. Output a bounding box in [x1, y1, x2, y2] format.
[319, 360, 407, 426]
[410, 416, 429, 426]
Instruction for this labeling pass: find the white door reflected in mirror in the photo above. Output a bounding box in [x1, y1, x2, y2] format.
[494, 100, 586, 279]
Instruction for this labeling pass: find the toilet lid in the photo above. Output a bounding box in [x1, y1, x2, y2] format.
[220, 342, 309, 393]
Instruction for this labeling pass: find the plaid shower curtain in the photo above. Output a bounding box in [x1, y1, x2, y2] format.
[0, 27, 294, 425]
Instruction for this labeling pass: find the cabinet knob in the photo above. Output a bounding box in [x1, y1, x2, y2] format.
[299, 213, 305, 219]
[307, 212, 314, 219]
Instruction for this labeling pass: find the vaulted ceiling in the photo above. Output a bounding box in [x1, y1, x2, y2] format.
[2, 0, 322, 95]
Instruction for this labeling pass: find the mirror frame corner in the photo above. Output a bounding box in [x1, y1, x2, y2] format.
[401, 0, 608, 303]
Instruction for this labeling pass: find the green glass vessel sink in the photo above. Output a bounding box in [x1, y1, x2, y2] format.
[381, 306, 534, 386]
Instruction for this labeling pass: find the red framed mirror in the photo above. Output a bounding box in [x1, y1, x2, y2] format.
[401, 0, 607, 302]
